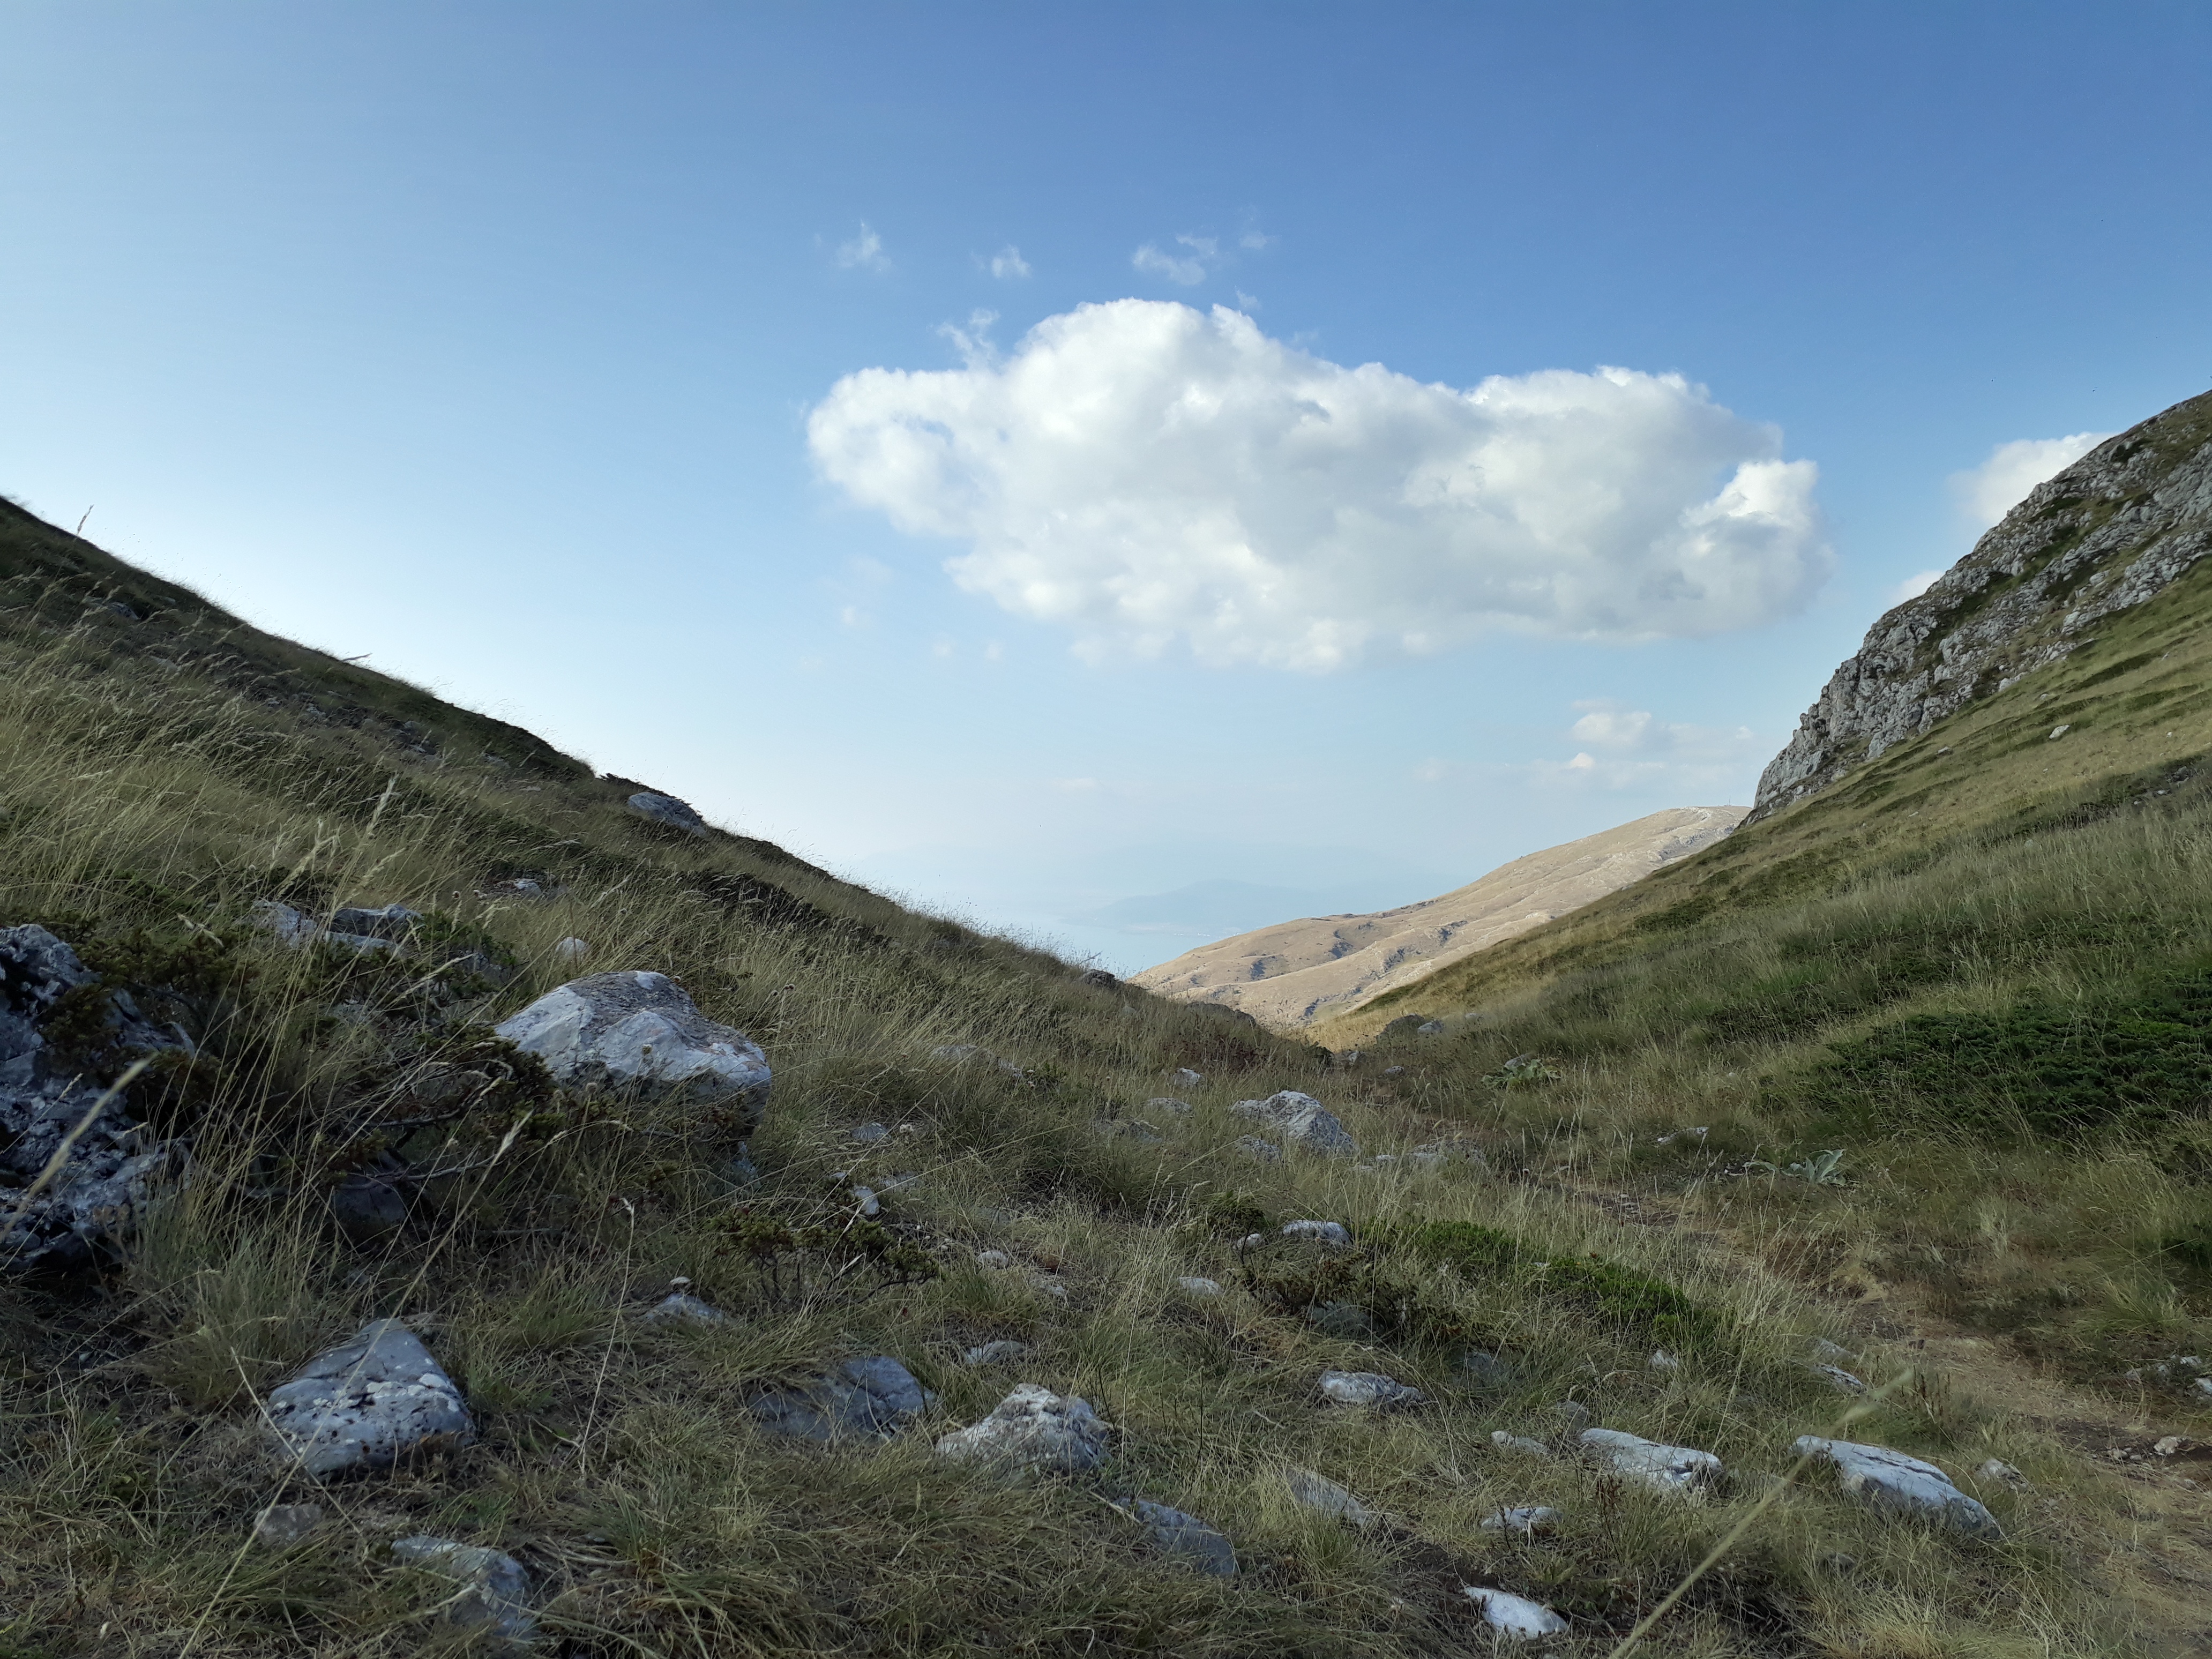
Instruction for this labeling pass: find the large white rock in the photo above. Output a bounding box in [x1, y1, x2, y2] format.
[1793, 1437, 2004, 1537]
[1579, 1427, 1722, 1494]
[1230, 1090, 1358, 1156]
[935, 1384, 1111, 1474]
[265, 1321, 474, 1479]
[495, 972, 769, 1129]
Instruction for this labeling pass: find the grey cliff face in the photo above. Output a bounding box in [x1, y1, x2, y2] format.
[1749, 392, 2212, 823]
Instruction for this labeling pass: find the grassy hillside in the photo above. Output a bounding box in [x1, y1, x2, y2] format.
[0, 498, 2203, 1656]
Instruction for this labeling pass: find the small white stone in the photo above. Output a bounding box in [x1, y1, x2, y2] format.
[1461, 1584, 1568, 1638]
[1479, 1505, 1560, 1535]
[974, 1249, 1012, 1269]
[1319, 1369, 1422, 1408]
[1491, 1430, 1552, 1458]
[1175, 1276, 1223, 1297]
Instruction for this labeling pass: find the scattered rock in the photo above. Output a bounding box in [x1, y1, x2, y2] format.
[750, 1355, 935, 1443]
[252, 1503, 325, 1549]
[851, 1121, 891, 1144]
[1648, 1350, 1681, 1372]
[849, 1185, 880, 1218]
[1319, 1369, 1423, 1408]
[328, 904, 423, 943]
[249, 900, 330, 949]
[644, 1292, 729, 1328]
[1578, 1428, 1722, 1495]
[1127, 1498, 1236, 1576]
[1176, 1276, 1223, 1297]
[1480, 1506, 1561, 1535]
[1168, 1067, 1203, 1088]
[1417, 1019, 1445, 1036]
[495, 971, 771, 1129]
[933, 1043, 1026, 1080]
[1147, 1096, 1193, 1115]
[1491, 1431, 1552, 1459]
[1285, 1467, 1376, 1527]
[1280, 1220, 1351, 1247]
[1460, 1350, 1514, 1387]
[935, 1384, 1111, 1474]
[328, 1174, 409, 1246]
[961, 1340, 1030, 1367]
[1461, 1584, 1568, 1638]
[1812, 1363, 1868, 1394]
[265, 1320, 474, 1479]
[1078, 967, 1120, 989]
[1303, 1300, 1373, 1338]
[1234, 1135, 1281, 1163]
[1552, 1400, 1593, 1429]
[1230, 1090, 1358, 1156]
[552, 936, 591, 962]
[628, 790, 707, 835]
[1977, 1458, 2030, 1487]
[1792, 1437, 2002, 1536]
[974, 1249, 1013, 1270]
[391, 1535, 536, 1646]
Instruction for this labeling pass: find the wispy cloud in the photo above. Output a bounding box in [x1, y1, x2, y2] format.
[834, 221, 891, 273]
[1132, 234, 1219, 286]
[1530, 699, 1763, 791]
[988, 245, 1031, 279]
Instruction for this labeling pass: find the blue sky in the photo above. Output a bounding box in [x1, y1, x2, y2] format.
[4, 3, 2208, 970]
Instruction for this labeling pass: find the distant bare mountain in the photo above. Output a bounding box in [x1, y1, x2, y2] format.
[1131, 805, 1745, 1028]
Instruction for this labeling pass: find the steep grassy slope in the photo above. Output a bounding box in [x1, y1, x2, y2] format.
[0, 499, 2197, 1656]
[1134, 808, 1744, 1029]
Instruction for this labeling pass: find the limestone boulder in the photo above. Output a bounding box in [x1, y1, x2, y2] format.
[265, 1320, 474, 1479]
[935, 1384, 1111, 1474]
[495, 971, 769, 1129]
[628, 791, 708, 835]
[1230, 1090, 1358, 1156]
[1579, 1428, 1722, 1494]
[1792, 1437, 2003, 1537]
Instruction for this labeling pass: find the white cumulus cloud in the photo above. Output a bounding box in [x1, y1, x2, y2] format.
[806, 300, 1832, 670]
[1132, 235, 1219, 286]
[834, 222, 890, 272]
[1951, 431, 2113, 531]
[989, 245, 1031, 279]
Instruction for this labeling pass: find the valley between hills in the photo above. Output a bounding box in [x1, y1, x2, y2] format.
[3, 388, 2211, 1657]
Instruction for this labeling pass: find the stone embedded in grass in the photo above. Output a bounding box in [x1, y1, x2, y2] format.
[1793, 1437, 2004, 1537]
[265, 1320, 474, 1479]
[1168, 1067, 1203, 1088]
[1551, 1400, 1593, 1429]
[252, 1503, 325, 1549]
[1578, 1428, 1722, 1495]
[495, 970, 770, 1129]
[1812, 1363, 1868, 1394]
[627, 790, 707, 834]
[1480, 1506, 1561, 1535]
[1147, 1096, 1193, 1115]
[1648, 1349, 1682, 1372]
[1417, 1019, 1445, 1035]
[1491, 1431, 1552, 1458]
[1319, 1369, 1424, 1408]
[935, 1384, 1111, 1474]
[643, 1291, 729, 1327]
[328, 1174, 409, 1246]
[851, 1121, 891, 1144]
[1459, 1350, 1514, 1387]
[552, 936, 590, 962]
[932, 1043, 1026, 1080]
[391, 1535, 536, 1646]
[1977, 1458, 2030, 1488]
[328, 903, 423, 942]
[750, 1356, 935, 1443]
[1176, 1276, 1223, 1297]
[1280, 1220, 1352, 1247]
[1462, 1584, 1569, 1639]
[1234, 1135, 1281, 1163]
[974, 1249, 1013, 1269]
[1230, 1090, 1358, 1156]
[1304, 1300, 1372, 1338]
[1127, 1498, 1237, 1576]
[1285, 1467, 1377, 1527]
[961, 1340, 1030, 1366]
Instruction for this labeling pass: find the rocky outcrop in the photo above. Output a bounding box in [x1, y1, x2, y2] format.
[1752, 392, 2212, 820]
[1, 925, 189, 1273]
[1133, 806, 1745, 1028]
